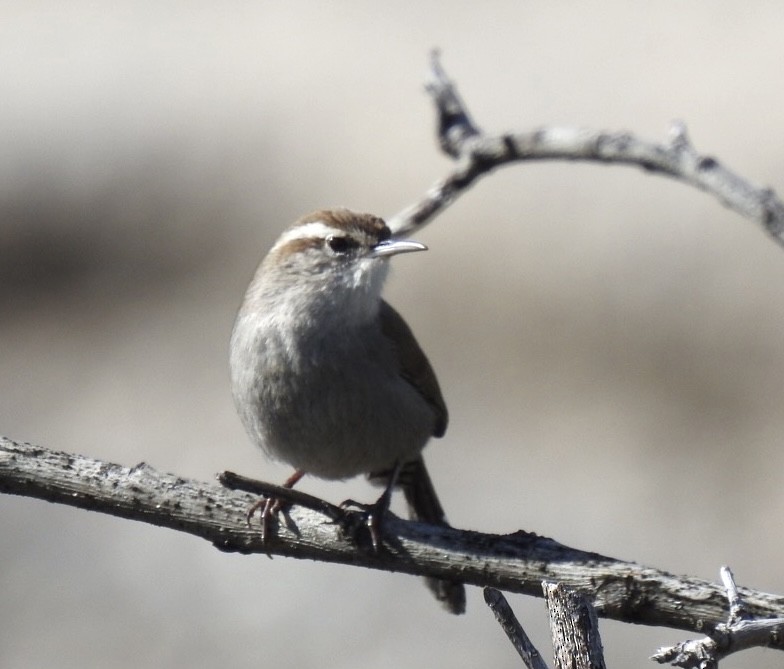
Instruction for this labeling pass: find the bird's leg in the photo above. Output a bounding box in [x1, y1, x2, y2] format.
[247, 469, 305, 544]
[340, 460, 403, 552]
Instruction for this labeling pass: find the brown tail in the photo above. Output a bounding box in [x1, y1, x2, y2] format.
[370, 457, 466, 614]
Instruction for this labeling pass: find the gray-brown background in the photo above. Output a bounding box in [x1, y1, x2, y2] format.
[3, 2, 784, 668]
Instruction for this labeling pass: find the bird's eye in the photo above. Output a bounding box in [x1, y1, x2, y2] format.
[326, 235, 357, 254]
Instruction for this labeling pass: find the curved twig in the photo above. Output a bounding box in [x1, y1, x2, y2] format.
[388, 52, 784, 244]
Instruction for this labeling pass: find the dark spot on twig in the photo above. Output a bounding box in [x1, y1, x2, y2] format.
[612, 133, 633, 152]
[697, 156, 717, 171]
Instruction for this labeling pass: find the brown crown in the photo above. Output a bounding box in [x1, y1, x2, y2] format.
[295, 208, 390, 242]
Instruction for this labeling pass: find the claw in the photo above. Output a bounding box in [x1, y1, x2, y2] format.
[339, 497, 390, 552]
[339, 460, 402, 552]
[246, 469, 305, 548]
[247, 495, 287, 546]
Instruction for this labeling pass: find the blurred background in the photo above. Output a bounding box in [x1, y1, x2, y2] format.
[3, 2, 784, 667]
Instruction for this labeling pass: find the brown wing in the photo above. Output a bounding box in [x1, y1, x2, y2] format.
[375, 302, 461, 613]
[378, 300, 448, 437]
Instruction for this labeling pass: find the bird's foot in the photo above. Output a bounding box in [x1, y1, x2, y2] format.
[339, 461, 401, 552]
[242, 469, 305, 548]
[246, 495, 288, 546]
[338, 492, 393, 553]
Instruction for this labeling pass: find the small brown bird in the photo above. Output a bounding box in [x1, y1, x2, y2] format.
[229, 208, 465, 614]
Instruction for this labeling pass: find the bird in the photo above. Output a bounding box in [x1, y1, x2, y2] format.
[229, 207, 465, 614]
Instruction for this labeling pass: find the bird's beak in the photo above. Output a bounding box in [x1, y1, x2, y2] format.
[370, 239, 428, 258]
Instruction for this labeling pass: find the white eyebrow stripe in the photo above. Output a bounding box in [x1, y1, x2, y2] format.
[273, 221, 338, 249]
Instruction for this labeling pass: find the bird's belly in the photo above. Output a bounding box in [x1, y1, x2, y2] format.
[257, 363, 435, 479]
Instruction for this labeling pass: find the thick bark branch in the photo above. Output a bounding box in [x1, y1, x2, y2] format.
[545, 582, 607, 669]
[3, 436, 784, 649]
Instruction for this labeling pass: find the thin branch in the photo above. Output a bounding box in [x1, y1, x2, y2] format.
[484, 587, 549, 669]
[388, 53, 784, 245]
[653, 567, 784, 668]
[424, 49, 481, 158]
[721, 565, 748, 626]
[3, 436, 784, 649]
